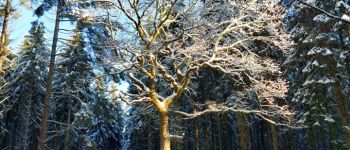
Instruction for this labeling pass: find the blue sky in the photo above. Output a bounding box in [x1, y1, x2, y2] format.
[9, 1, 72, 52]
[8, 0, 129, 91]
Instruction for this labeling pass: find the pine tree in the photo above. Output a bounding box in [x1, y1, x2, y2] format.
[71, 74, 123, 149]
[0, 21, 49, 149]
[284, 0, 350, 148]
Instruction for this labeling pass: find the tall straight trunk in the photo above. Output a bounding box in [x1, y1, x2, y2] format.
[23, 99, 31, 149]
[159, 111, 171, 150]
[224, 117, 232, 150]
[204, 117, 209, 150]
[21, 90, 32, 150]
[269, 118, 278, 150]
[217, 116, 223, 150]
[64, 99, 72, 149]
[0, 0, 11, 74]
[194, 118, 199, 150]
[307, 127, 316, 149]
[287, 120, 295, 150]
[38, 1, 62, 149]
[237, 113, 251, 150]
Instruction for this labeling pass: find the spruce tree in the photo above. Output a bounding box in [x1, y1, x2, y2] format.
[284, 0, 350, 148]
[0, 21, 49, 149]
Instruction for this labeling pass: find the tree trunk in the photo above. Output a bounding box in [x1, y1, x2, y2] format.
[307, 127, 316, 149]
[159, 111, 171, 150]
[287, 120, 295, 150]
[269, 118, 278, 150]
[204, 117, 209, 150]
[64, 99, 72, 149]
[0, 0, 11, 74]
[237, 113, 251, 150]
[38, 1, 62, 149]
[218, 116, 223, 150]
[194, 118, 199, 150]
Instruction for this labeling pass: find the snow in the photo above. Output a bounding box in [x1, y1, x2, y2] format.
[71, 8, 90, 18]
[341, 14, 350, 22]
[317, 77, 335, 84]
[313, 121, 321, 127]
[56, 58, 71, 66]
[306, 0, 315, 5]
[313, 14, 330, 24]
[311, 60, 319, 66]
[302, 35, 313, 44]
[315, 33, 328, 41]
[307, 48, 318, 55]
[307, 47, 332, 56]
[303, 79, 315, 86]
[323, 49, 332, 55]
[340, 52, 347, 60]
[302, 64, 311, 73]
[324, 116, 335, 123]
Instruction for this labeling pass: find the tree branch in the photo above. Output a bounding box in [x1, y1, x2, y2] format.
[297, 0, 350, 24]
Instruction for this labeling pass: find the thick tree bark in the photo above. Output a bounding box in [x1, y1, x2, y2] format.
[0, 0, 11, 74]
[159, 111, 171, 150]
[38, 1, 62, 149]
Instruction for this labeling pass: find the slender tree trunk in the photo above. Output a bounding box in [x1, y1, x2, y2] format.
[237, 113, 251, 150]
[0, 0, 11, 74]
[218, 116, 223, 150]
[224, 117, 232, 150]
[204, 117, 209, 150]
[21, 90, 32, 150]
[307, 127, 316, 149]
[159, 111, 171, 150]
[64, 99, 72, 149]
[38, 1, 62, 149]
[269, 118, 278, 150]
[287, 120, 295, 150]
[194, 118, 199, 150]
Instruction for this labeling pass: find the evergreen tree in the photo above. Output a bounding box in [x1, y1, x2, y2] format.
[284, 0, 350, 149]
[0, 21, 48, 149]
[72, 75, 123, 149]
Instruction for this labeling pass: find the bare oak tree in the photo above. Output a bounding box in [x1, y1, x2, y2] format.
[95, 0, 295, 149]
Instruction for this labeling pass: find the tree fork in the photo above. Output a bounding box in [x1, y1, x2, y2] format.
[38, 1, 62, 149]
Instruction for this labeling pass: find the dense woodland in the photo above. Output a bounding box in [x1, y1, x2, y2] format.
[0, 0, 350, 149]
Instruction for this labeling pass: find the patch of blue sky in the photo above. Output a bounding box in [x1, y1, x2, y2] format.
[9, 0, 74, 53]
